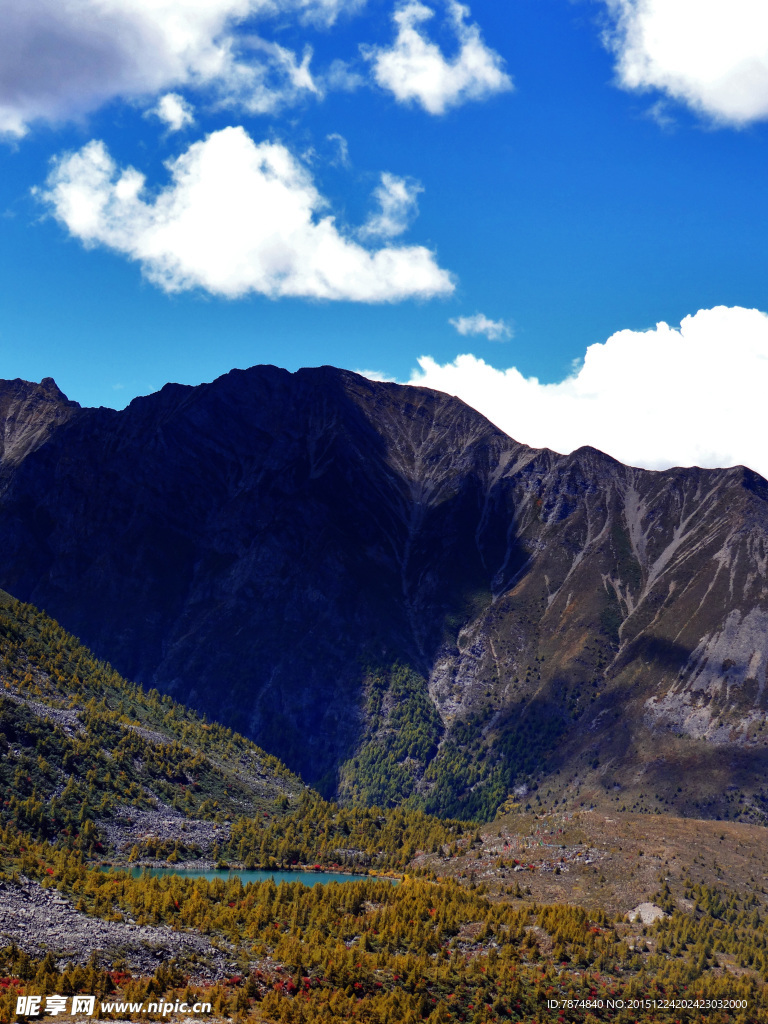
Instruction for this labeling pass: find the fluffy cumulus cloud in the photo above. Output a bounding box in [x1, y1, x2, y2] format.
[359, 173, 423, 239]
[40, 126, 454, 302]
[153, 93, 195, 131]
[450, 313, 511, 340]
[364, 0, 512, 114]
[0, 0, 361, 136]
[602, 0, 768, 125]
[411, 306, 768, 477]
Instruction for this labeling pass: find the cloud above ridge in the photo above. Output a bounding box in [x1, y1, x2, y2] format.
[365, 0, 512, 114]
[602, 0, 768, 125]
[450, 313, 511, 340]
[359, 173, 423, 239]
[40, 126, 455, 302]
[411, 306, 768, 477]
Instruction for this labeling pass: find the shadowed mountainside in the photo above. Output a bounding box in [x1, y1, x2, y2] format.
[1, 366, 768, 820]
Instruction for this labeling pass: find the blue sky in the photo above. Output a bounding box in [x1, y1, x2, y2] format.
[2, 0, 768, 475]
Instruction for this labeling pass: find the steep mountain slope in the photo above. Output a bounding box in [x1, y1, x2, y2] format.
[0, 591, 303, 855]
[1, 367, 768, 819]
[0, 367, 527, 792]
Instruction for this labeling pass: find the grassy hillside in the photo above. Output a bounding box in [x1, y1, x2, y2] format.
[0, 595, 472, 870]
[0, 596, 304, 853]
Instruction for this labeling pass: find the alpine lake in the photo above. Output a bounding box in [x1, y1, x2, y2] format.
[115, 866, 399, 886]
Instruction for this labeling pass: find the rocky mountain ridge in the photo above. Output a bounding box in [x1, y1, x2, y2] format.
[1, 367, 767, 820]
[0, 377, 80, 469]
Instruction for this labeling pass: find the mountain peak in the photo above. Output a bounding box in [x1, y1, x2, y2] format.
[2, 364, 768, 821]
[0, 376, 80, 469]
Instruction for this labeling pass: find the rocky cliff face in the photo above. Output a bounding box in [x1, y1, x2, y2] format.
[0, 377, 80, 470]
[2, 366, 768, 820]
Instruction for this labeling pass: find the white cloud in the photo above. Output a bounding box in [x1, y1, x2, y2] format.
[364, 0, 512, 114]
[324, 58, 367, 92]
[295, 0, 366, 29]
[0, 0, 360, 136]
[216, 35, 320, 113]
[602, 0, 768, 126]
[410, 306, 768, 477]
[153, 93, 195, 131]
[355, 368, 397, 381]
[40, 126, 455, 302]
[359, 173, 423, 239]
[326, 132, 350, 166]
[450, 313, 511, 340]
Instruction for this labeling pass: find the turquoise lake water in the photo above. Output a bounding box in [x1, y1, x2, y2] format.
[124, 867, 397, 886]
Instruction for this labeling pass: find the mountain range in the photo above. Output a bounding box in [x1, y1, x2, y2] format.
[1, 367, 767, 821]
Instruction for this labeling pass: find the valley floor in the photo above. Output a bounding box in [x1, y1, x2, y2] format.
[420, 808, 768, 917]
[3, 809, 768, 1023]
